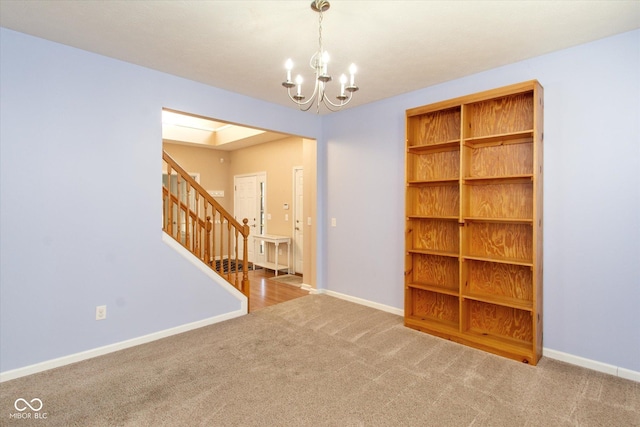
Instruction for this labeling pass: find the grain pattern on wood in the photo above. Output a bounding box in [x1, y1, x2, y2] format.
[465, 260, 532, 303]
[412, 289, 459, 324]
[405, 81, 542, 365]
[466, 142, 533, 177]
[467, 300, 533, 343]
[410, 108, 461, 146]
[465, 183, 533, 219]
[413, 254, 459, 290]
[409, 149, 460, 181]
[249, 269, 308, 312]
[466, 222, 532, 262]
[466, 92, 533, 138]
[413, 219, 459, 253]
[408, 185, 459, 217]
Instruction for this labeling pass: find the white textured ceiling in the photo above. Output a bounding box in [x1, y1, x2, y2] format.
[1, 0, 639, 114]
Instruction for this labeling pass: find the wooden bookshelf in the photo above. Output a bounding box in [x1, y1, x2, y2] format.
[404, 80, 543, 365]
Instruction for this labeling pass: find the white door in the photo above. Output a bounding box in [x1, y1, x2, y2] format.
[293, 168, 304, 274]
[234, 174, 265, 264]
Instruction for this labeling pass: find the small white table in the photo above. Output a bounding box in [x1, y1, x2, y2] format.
[252, 234, 291, 276]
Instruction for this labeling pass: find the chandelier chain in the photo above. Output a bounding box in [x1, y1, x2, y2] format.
[318, 9, 323, 58]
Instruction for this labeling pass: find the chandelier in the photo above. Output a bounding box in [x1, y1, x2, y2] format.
[281, 0, 359, 112]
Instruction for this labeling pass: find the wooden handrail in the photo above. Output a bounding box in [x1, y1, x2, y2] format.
[164, 152, 246, 231]
[162, 151, 251, 308]
[163, 188, 208, 227]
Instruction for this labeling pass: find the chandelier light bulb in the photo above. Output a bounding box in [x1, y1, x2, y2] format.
[349, 63, 357, 86]
[295, 75, 304, 96]
[285, 59, 293, 82]
[339, 74, 347, 96]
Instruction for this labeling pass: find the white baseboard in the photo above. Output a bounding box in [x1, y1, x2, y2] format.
[618, 367, 640, 383]
[0, 309, 245, 383]
[543, 348, 640, 382]
[301, 283, 317, 294]
[4, 289, 637, 384]
[1, 234, 248, 383]
[318, 289, 404, 316]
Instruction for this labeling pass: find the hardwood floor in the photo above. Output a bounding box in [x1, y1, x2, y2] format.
[248, 268, 309, 312]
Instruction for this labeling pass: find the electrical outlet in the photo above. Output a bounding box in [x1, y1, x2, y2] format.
[96, 305, 107, 320]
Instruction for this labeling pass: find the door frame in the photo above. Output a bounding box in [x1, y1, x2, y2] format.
[292, 166, 304, 274]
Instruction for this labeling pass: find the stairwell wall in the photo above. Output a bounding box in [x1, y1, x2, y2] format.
[0, 28, 321, 374]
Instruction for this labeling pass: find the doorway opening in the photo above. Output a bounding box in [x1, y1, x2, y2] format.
[161, 108, 317, 309]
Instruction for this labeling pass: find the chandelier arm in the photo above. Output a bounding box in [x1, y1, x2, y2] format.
[289, 79, 319, 105]
[285, 87, 316, 112]
[285, 78, 321, 109]
[320, 99, 342, 113]
[299, 99, 317, 112]
[308, 78, 321, 103]
[285, 89, 312, 107]
[321, 94, 352, 112]
[324, 94, 352, 108]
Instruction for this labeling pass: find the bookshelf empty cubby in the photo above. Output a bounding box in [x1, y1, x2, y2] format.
[405, 80, 543, 365]
[462, 259, 533, 309]
[411, 253, 459, 292]
[409, 288, 460, 331]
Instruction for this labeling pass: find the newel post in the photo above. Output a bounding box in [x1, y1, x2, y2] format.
[242, 218, 250, 310]
[205, 216, 212, 266]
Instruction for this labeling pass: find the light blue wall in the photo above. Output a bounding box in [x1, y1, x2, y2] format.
[0, 28, 320, 372]
[324, 30, 640, 372]
[2, 27, 639, 375]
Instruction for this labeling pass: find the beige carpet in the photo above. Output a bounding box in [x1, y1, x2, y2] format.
[1, 295, 638, 426]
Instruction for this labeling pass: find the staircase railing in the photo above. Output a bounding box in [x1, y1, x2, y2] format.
[162, 151, 250, 304]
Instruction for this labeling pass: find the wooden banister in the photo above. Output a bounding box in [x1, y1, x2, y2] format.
[162, 151, 250, 307]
